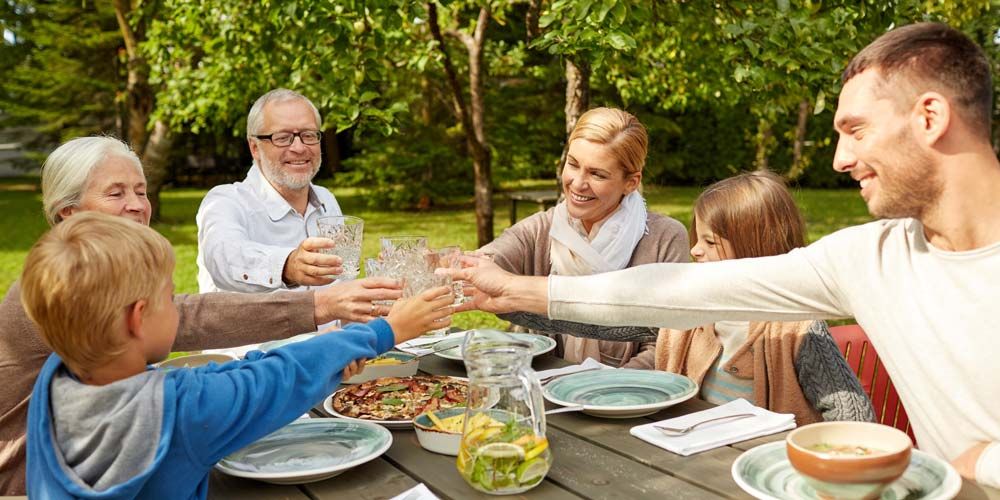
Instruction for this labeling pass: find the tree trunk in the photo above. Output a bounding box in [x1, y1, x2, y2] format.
[142, 121, 174, 220]
[754, 118, 772, 171]
[557, 57, 590, 179]
[525, 0, 541, 41]
[113, 0, 172, 221]
[428, 2, 494, 246]
[787, 99, 810, 180]
[322, 128, 340, 178]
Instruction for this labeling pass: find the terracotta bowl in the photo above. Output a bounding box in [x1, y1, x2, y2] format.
[786, 422, 912, 500]
[158, 352, 237, 370]
[413, 408, 464, 456]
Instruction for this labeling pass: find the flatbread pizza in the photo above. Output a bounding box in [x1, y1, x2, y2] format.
[331, 375, 467, 421]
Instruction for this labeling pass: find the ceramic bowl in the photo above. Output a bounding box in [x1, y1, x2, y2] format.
[786, 422, 912, 500]
[158, 352, 237, 370]
[344, 351, 419, 384]
[413, 407, 464, 456]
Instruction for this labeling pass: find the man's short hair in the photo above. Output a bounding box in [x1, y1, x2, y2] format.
[20, 212, 175, 375]
[246, 88, 323, 140]
[843, 22, 993, 138]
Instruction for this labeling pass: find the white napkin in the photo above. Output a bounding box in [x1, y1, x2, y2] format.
[535, 357, 613, 380]
[630, 398, 795, 456]
[390, 483, 440, 500]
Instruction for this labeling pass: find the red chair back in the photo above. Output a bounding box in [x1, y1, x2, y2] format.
[828, 324, 916, 444]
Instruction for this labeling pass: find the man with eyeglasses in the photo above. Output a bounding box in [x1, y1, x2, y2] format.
[196, 89, 401, 325]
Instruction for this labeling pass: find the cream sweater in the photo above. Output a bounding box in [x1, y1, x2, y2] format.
[548, 218, 1000, 488]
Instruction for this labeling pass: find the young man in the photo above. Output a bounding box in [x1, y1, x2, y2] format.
[23, 212, 453, 498]
[453, 22, 1000, 487]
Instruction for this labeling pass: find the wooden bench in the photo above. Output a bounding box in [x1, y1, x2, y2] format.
[508, 189, 560, 225]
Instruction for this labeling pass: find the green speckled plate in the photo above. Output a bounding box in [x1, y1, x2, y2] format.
[731, 441, 962, 500]
[433, 332, 556, 361]
[259, 333, 316, 353]
[542, 369, 698, 418]
[215, 418, 391, 484]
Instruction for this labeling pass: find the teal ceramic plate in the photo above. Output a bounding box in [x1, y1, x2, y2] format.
[731, 441, 962, 500]
[542, 369, 698, 418]
[215, 418, 391, 484]
[259, 333, 316, 353]
[433, 332, 556, 361]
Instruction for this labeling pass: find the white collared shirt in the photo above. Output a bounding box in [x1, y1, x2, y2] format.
[196, 165, 342, 293]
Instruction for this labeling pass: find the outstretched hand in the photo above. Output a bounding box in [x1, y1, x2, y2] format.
[283, 237, 343, 286]
[386, 286, 454, 344]
[314, 277, 403, 325]
[438, 255, 535, 315]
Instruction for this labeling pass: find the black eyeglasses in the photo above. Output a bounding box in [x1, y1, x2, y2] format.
[254, 130, 323, 147]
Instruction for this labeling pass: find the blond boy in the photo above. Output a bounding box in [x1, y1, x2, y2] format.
[21, 212, 452, 498]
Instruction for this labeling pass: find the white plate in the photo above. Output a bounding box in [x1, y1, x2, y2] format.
[542, 369, 698, 418]
[259, 333, 316, 352]
[322, 399, 415, 430]
[214, 418, 391, 484]
[431, 332, 556, 361]
[731, 441, 962, 500]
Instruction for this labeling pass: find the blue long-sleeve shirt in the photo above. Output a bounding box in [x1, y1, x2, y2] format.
[27, 318, 394, 499]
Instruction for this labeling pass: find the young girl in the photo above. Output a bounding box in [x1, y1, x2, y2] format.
[624, 171, 874, 424]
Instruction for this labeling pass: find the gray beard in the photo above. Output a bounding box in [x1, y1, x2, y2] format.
[257, 157, 320, 192]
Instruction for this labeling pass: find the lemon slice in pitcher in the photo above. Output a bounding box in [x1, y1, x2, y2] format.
[516, 457, 549, 484]
[477, 442, 525, 460]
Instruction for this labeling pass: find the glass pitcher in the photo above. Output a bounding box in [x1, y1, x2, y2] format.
[456, 329, 551, 495]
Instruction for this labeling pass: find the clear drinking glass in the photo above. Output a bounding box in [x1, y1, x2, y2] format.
[379, 235, 428, 266]
[437, 245, 466, 305]
[457, 329, 551, 495]
[366, 258, 396, 308]
[317, 215, 364, 281]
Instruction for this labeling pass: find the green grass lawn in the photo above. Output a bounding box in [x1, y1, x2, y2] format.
[0, 176, 871, 329]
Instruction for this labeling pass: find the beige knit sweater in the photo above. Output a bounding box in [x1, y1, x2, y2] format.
[482, 207, 689, 366]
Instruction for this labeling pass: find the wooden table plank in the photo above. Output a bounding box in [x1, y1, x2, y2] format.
[543, 426, 724, 499]
[300, 458, 419, 499]
[382, 429, 582, 500]
[545, 411, 752, 499]
[209, 470, 310, 499]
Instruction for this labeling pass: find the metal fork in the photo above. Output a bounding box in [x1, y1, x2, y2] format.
[653, 413, 756, 436]
[538, 367, 602, 385]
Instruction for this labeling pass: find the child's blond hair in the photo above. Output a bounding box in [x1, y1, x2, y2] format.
[20, 212, 175, 375]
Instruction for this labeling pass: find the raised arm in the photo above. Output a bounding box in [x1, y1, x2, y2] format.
[497, 312, 657, 341]
[171, 290, 316, 351]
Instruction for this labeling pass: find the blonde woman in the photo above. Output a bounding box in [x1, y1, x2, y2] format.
[481, 107, 689, 366]
[624, 171, 874, 424]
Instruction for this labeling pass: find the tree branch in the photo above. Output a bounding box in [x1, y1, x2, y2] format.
[427, 2, 471, 130]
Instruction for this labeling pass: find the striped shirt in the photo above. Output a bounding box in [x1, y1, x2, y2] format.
[700, 321, 754, 405]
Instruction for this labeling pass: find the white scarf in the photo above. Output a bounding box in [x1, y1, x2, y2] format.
[549, 190, 648, 363]
[549, 190, 648, 276]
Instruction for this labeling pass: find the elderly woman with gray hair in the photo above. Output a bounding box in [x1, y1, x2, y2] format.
[0, 136, 391, 495]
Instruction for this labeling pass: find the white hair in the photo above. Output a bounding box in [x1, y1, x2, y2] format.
[245, 88, 322, 139]
[41, 136, 143, 226]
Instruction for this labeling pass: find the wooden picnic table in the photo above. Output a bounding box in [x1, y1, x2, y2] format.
[508, 190, 560, 225]
[209, 353, 1000, 500]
